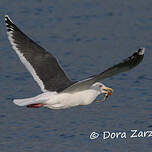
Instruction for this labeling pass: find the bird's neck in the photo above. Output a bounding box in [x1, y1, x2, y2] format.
[83, 89, 100, 104]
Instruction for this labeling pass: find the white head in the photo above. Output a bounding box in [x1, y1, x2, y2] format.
[91, 82, 113, 95]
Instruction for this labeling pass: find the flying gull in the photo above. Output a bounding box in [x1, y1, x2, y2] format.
[5, 15, 145, 109]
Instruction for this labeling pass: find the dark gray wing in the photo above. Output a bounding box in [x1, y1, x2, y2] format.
[63, 48, 145, 93]
[5, 15, 73, 92]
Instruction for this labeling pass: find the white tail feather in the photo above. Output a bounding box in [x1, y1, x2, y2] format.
[13, 91, 57, 106]
[13, 92, 55, 106]
[13, 98, 47, 106]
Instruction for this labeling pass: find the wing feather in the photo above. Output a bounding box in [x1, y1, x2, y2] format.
[5, 15, 73, 92]
[63, 48, 145, 93]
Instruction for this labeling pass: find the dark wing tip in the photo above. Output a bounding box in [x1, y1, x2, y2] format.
[125, 48, 145, 68]
[5, 15, 13, 23]
[131, 47, 145, 58]
[5, 15, 15, 32]
[131, 47, 145, 57]
[5, 15, 11, 24]
[137, 47, 145, 55]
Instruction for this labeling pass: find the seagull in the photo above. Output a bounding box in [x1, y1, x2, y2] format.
[5, 15, 145, 109]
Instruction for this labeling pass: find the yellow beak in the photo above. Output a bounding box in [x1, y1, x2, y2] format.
[104, 87, 113, 96]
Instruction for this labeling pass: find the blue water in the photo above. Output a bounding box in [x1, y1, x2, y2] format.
[0, 0, 152, 151]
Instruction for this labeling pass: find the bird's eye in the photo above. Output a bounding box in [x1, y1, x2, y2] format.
[99, 85, 103, 87]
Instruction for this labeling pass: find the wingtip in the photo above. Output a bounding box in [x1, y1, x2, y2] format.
[137, 47, 145, 55]
[5, 15, 10, 21]
[5, 15, 13, 24]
